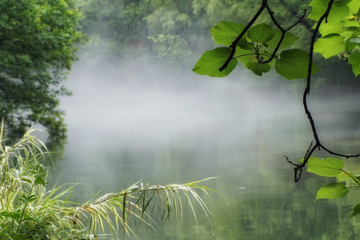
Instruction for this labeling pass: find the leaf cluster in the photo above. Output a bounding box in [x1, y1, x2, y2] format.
[309, 0, 360, 75]
[193, 0, 360, 79]
[0, 0, 85, 142]
[193, 21, 319, 79]
[301, 157, 360, 219]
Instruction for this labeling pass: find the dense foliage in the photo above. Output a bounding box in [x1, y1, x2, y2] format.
[74, 0, 358, 94]
[75, 0, 314, 64]
[193, 0, 360, 79]
[193, 0, 360, 218]
[0, 0, 84, 141]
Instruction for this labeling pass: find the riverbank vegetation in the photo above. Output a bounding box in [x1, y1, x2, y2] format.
[0, 126, 214, 239]
[0, 0, 85, 142]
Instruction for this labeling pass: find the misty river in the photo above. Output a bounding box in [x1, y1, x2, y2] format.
[47, 59, 360, 240]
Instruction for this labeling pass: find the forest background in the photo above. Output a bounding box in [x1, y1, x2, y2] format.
[76, 0, 359, 92]
[2, 0, 359, 141]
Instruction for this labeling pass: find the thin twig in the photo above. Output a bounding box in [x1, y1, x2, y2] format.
[296, 0, 360, 180]
[262, 7, 306, 64]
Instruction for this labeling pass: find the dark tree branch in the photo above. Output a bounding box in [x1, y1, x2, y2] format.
[219, 0, 306, 69]
[219, 0, 360, 182]
[262, 8, 306, 64]
[277, 0, 314, 32]
[219, 0, 267, 72]
[296, 0, 360, 180]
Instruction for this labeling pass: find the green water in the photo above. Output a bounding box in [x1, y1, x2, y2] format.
[48, 107, 360, 239]
[47, 67, 360, 239]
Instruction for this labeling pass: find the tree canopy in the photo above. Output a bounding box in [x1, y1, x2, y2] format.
[0, 0, 84, 141]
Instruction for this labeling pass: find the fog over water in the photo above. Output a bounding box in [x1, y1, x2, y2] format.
[50, 54, 360, 239]
[61, 57, 305, 146]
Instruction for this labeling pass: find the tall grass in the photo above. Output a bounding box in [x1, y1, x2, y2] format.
[0, 126, 215, 239]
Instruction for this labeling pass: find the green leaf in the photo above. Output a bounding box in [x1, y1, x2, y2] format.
[35, 176, 47, 187]
[333, 0, 351, 7]
[211, 21, 246, 46]
[308, 0, 350, 22]
[336, 171, 359, 183]
[307, 157, 344, 177]
[266, 31, 298, 50]
[308, 0, 330, 21]
[247, 23, 275, 43]
[348, 52, 360, 76]
[247, 57, 271, 76]
[193, 48, 238, 77]
[298, 156, 319, 163]
[346, 37, 359, 52]
[343, 18, 360, 27]
[327, 5, 350, 23]
[314, 34, 345, 59]
[341, 26, 360, 38]
[234, 47, 255, 67]
[237, 39, 254, 50]
[350, 203, 360, 219]
[319, 22, 345, 36]
[275, 49, 319, 80]
[347, 0, 360, 13]
[315, 183, 348, 200]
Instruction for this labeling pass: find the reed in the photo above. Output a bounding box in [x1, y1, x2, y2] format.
[0, 125, 215, 239]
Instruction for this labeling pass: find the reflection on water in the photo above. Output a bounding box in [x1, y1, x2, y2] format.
[48, 63, 360, 239]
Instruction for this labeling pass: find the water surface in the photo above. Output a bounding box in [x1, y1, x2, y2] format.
[49, 62, 360, 239]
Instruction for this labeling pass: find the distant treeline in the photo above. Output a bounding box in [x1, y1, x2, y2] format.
[75, 0, 360, 93]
